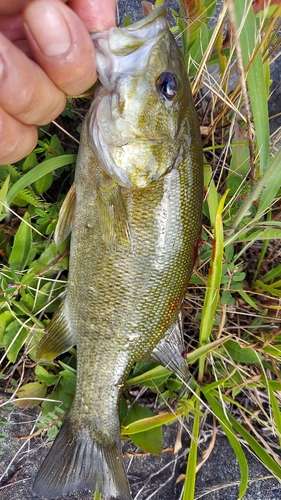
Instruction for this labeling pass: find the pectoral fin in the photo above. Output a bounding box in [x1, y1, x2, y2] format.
[36, 298, 75, 360]
[54, 183, 76, 245]
[97, 179, 131, 253]
[151, 315, 190, 381]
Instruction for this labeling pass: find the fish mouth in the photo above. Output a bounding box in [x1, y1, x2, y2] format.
[90, 6, 167, 92]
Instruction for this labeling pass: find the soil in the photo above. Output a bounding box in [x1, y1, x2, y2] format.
[1, 406, 281, 500]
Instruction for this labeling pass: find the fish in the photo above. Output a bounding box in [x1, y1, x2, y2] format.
[32, 5, 203, 500]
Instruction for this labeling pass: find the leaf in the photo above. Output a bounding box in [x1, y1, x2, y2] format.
[179, 0, 208, 48]
[8, 211, 32, 270]
[0, 311, 14, 343]
[224, 339, 260, 364]
[33, 171, 53, 195]
[3, 321, 29, 363]
[14, 188, 42, 207]
[35, 365, 59, 387]
[126, 365, 172, 387]
[21, 239, 69, 286]
[6, 154, 76, 207]
[0, 175, 10, 215]
[0, 164, 20, 181]
[41, 385, 72, 422]
[59, 369, 77, 395]
[14, 382, 47, 408]
[186, 22, 211, 76]
[123, 403, 162, 454]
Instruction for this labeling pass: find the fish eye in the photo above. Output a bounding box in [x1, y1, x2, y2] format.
[156, 71, 178, 100]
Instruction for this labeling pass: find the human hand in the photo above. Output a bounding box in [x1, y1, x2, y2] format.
[0, 0, 116, 165]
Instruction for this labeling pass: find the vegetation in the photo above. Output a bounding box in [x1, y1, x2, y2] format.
[1, 0, 281, 498]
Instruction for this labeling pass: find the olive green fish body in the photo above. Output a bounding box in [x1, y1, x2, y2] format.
[68, 113, 201, 424]
[33, 6, 203, 500]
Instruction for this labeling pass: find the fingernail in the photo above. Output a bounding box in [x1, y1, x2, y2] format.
[24, 3, 72, 57]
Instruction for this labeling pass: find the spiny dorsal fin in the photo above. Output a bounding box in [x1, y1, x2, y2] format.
[54, 183, 76, 245]
[97, 179, 131, 253]
[36, 298, 75, 360]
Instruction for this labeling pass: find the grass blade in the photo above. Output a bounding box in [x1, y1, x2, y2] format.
[198, 191, 228, 379]
[256, 147, 281, 216]
[229, 147, 281, 234]
[182, 388, 201, 500]
[203, 165, 219, 227]
[203, 389, 249, 499]
[268, 387, 281, 448]
[186, 336, 230, 364]
[126, 366, 172, 386]
[227, 411, 281, 479]
[233, 0, 270, 173]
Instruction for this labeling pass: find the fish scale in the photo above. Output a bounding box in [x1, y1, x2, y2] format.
[33, 5, 203, 500]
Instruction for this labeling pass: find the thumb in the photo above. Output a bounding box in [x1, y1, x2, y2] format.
[23, 0, 97, 96]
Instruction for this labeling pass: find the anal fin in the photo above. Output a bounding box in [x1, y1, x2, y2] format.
[151, 315, 190, 381]
[36, 298, 75, 360]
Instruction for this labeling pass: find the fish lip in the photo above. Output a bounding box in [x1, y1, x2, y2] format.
[121, 138, 163, 145]
[90, 5, 167, 40]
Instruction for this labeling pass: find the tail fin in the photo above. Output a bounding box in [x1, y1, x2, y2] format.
[33, 416, 131, 500]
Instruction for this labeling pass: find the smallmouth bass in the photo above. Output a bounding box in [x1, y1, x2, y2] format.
[33, 5, 203, 500]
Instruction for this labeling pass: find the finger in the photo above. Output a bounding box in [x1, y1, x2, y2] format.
[0, 0, 67, 16]
[0, 32, 66, 125]
[23, 0, 97, 96]
[68, 0, 116, 32]
[0, 14, 25, 42]
[0, 0, 30, 16]
[0, 1, 67, 42]
[0, 107, 38, 165]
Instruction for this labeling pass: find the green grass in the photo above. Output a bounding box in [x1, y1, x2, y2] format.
[1, 1, 281, 498]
